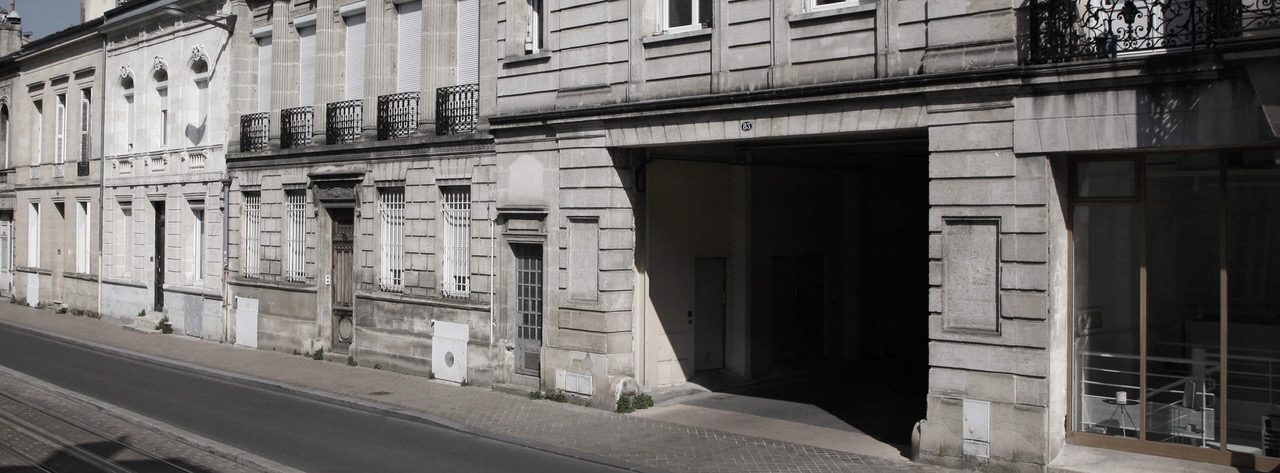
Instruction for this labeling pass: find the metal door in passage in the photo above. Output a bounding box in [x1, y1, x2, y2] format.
[513, 244, 543, 376]
[153, 201, 165, 311]
[331, 208, 355, 353]
[695, 258, 726, 371]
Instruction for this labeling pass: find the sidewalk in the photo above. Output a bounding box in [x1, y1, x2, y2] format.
[0, 304, 954, 473]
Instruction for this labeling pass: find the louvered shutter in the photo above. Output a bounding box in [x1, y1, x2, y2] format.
[257, 36, 273, 112]
[457, 0, 478, 85]
[345, 14, 366, 101]
[397, 1, 422, 93]
[80, 90, 90, 160]
[299, 26, 316, 107]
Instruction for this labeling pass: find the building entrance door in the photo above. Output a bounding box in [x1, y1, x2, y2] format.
[0, 219, 11, 297]
[695, 258, 726, 371]
[330, 208, 355, 353]
[513, 244, 543, 377]
[153, 201, 165, 311]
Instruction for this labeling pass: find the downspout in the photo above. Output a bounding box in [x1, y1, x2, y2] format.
[489, 203, 495, 350]
[96, 22, 107, 319]
[221, 176, 229, 342]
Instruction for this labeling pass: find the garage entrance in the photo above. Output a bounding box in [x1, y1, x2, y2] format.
[638, 133, 930, 446]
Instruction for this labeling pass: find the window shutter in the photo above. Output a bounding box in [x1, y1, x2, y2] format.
[55, 97, 65, 164]
[457, 0, 479, 85]
[345, 14, 366, 101]
[299, 26, 316, 107]
[397, 1, 422, 93]
[257, 36, 273, 112]
[80, 90, 90, 160]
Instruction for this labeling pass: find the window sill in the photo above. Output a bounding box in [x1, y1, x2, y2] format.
[642, 27, 713, 47]
[787, 2, 876, 25]
[502, 51, 552, 67]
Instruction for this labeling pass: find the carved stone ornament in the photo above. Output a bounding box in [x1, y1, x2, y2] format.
[188, 45, 209, 68]
[151, 56, 167, 76]
[316, 185, 357, 204]
[118, 65, 134, 84]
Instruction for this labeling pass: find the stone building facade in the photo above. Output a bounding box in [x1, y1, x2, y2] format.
[10, 17, 104, 316]
[98, 0, 235, 339]
[0, 11, 23, 300]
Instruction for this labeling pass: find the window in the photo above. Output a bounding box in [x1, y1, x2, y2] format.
[192, 206, 204, 282]
[76, 201, 89, 273]
[441, 186, 470, 297]
[662, 0, 711, 33]
[243, 192, 261, 278]
[192, 61, 208, 146]
[377, 188, 404, 292]
[807, 0, 863, 12]
[1070, 152, 1280, 461]
[345, 11, 367, 101]
[285, 191, 307, 282]
[526, 0, 544, 53]
[255, 28, 273, 112]
[457, 0, 479, 84]
[54, 94, 66, 165]
[1, 104, 8, 167]
[33, 100, 42, 164]
[79, 89, 91, 160]
[27, 202, 38, 267]
[155, 69, 169, 148]
[397, 1, 422, 92]
[120, 202, 132, 277]
[298, 24, 316, 106]
[122, 77, 134, 152]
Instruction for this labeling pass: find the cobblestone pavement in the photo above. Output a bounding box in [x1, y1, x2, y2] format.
[0, 305, 961, 473]
[0, 367, 263, 473]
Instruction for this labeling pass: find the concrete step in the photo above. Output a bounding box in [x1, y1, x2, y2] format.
[123, 312, 165, 334]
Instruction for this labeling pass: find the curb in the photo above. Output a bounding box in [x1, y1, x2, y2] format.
[0, 319, 663, 473]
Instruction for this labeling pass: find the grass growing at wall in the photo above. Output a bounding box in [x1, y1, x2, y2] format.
[312, 348, 325, 360]
[155, 317, 173, 334]
[616, 393, 654, 413]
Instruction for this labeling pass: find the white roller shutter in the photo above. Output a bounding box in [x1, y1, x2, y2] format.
[299, 26, 316, 107]
[457, 0, 478, 85]
[345, 14, 366, 101]
[397, 1, 422, 93]
[257, 36, 273, 112]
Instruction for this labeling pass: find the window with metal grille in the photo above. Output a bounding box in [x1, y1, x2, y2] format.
[286, 191, 307, 282]
[378, 188, 404, 292]
[243, 193, 262, 279]
[514, 244, 543, 375]
[441, 186, 470, 297]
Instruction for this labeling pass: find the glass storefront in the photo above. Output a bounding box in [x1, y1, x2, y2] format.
[1072, 152, 1280, 465]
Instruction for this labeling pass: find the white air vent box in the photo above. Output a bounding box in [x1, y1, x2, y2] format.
[432, 321, 469, 384]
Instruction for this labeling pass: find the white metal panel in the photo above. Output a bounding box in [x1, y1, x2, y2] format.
[257, 36, 273, 112]
[76, 202, 88, 273]
[298, 27, 316, 107]
[456, 0, 479, 84]
[27, 203, 38, 267]
[963, 399, 991, 458]
[397, 1, 422, 93]
[345, 14, 366, 101]
[235, 296, 259, 348]
[432, 320, 468, 383]
[26, 272, 37, 307]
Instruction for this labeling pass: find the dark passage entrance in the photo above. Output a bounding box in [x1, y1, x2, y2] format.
[330, 208, 354, 354]
[153, 200, 165, 311]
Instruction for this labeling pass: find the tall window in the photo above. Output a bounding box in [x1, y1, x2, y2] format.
[155, 69, 169, 147]
[1071, 152, 1280, 461]
[243, 193, 261, 278]
[54, 94, 66, 166]
[345, 11, 367, 101]
[441, 186, 470, 297]
[192, 60, 208, 146]
[76, 201, 89, 273]
[26, 202, 38, 267]
[120, 202, 132, 277]
[662, 0, 711, 33]
[297, 24, 316, 107]
[377, 188, 404, 292]
[526, 0, 544, 53]
[457, 0, 479, 84]
[397, 1, 422, 92]
[122, 77, 134, 152]
[79, 89, 91, 160]
[33, 100, 42, 164]
[285, 191, 307, 282]
[255, 28, 273, 112]
[192, 206, 204, 281]
[1, 104, 8, 167]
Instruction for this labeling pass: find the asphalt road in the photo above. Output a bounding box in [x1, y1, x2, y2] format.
[0, 324, 622, 473]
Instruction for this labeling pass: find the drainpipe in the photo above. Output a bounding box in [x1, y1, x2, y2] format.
[95, 23, 107, 319]
[489, 203, 495, 351]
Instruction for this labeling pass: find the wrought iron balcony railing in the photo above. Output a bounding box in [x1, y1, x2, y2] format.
[327, 100, 363, 145]
[1031, 0, 1280, 64]
[77, 160, 90, 177]
[377, 92, 420, 140]
[240, 112, 270, 152]
[281, 106, 314, 149]
[436, 84, 479, 135]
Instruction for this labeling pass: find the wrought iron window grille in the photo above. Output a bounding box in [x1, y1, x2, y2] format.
[77, 160, 90, 177]
[436, 84, 479, 135]
[1030, 0, 1279, 64]
[326, 100, 364, 145]
[240, 112, 270, 152]
[377, 92, 420, 140]
[281, 106, 314, 149]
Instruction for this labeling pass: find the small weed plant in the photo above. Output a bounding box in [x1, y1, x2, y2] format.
[312, 348, 325, 360]
[347, 356, 357, 366]
[528, 391, 544, 400]
[155, 317, 174, 334]
[615, 393, 655, 413]
[547, 390, 568, 403]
